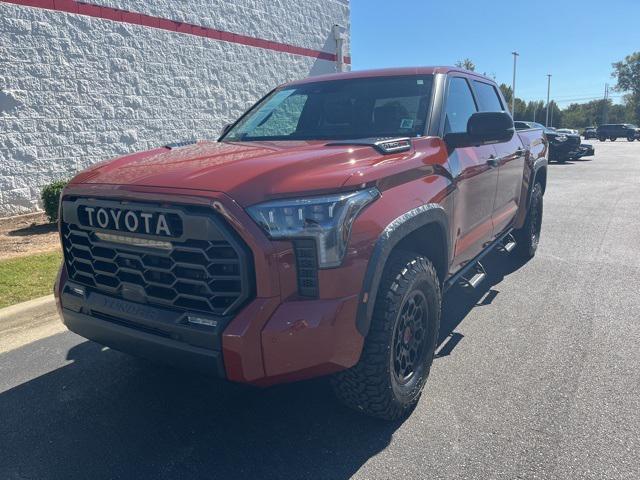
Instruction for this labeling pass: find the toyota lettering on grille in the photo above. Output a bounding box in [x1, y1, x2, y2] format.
[79, 206, 175, 237]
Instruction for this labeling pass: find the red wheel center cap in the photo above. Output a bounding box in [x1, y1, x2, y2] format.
[403, 327, 412, 345]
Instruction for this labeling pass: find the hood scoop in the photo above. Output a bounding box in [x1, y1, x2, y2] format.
[325, 137, 412, 154]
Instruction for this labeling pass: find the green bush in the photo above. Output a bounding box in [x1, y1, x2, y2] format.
[41, 180, 68, 223]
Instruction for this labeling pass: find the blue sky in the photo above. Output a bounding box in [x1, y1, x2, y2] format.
[351, 0, 640, 106]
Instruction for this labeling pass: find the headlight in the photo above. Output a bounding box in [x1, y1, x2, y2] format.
[247, 188, 380, 268]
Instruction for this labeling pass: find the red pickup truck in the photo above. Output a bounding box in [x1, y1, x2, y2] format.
[55, 67, 548, 420]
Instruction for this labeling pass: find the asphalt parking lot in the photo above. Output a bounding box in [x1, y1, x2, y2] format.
[1, 139, 639, 480]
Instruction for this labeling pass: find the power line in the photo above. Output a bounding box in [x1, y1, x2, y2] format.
[553, 94, 624, 104]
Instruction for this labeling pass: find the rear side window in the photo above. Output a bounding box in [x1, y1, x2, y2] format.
[473, 81, 504, 112]
[444, 77, 477, 134]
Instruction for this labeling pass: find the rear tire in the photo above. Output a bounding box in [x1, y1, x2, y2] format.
[610, 136, 617, 141]
[331, 251, 441, 420]
[598, 136, 606, 142]
[514, 182, 543, 259]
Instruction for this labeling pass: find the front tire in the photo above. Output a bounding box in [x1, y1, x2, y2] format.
[598, 136, 607, 142]
[628, 135, 635, 142]
[331, 252, 441, 420]
[514, 182, 543, 259]
[610, 136, 617, 141]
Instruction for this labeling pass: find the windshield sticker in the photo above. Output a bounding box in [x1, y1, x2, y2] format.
[400, 118, 414, 129]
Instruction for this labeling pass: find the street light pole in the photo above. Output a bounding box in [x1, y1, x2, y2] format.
[603, 83, 609, 124]
[511, 51, 519, 116]
[545, 74, 552, 127]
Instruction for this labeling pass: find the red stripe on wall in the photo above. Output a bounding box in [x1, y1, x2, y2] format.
[2, 0, 352, 64]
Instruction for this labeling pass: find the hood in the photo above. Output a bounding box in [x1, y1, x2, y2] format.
[69, 140, 421, 206]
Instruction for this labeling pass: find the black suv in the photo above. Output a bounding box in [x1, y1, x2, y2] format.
[596, 124, 640, 142]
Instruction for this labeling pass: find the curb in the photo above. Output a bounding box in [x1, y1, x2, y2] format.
[0, 294, 55, 321]
[0, 211, 44, 224]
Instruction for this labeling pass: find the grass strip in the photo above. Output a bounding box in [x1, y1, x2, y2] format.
[0, 251, 62, 309]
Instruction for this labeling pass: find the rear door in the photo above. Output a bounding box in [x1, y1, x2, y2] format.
[472, 80, 526, 236]
[443, 76, 499, 272]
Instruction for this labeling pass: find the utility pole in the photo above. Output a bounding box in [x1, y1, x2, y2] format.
[603, 83, 609, 124]
[511, 51, 519, 116]
[545, 74, 552, 127]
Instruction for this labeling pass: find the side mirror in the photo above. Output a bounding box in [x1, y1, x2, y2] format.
[444, 112, 515, 149]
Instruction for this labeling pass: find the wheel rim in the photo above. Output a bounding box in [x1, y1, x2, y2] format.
[392, 290, 428, 385]
[530, 192, 542, 249]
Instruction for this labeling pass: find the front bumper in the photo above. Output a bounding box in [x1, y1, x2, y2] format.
[62, 307, 226, 375]
[58, 277, 226, 376]
[57, 270, 362, 385]
[574, 144, 595, 158]
[55, 185, 368, 386]
[549, 142, 593, 160]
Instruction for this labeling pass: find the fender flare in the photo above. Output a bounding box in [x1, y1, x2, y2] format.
[527, 158, 548, 207]
[355, 203, 449, 337]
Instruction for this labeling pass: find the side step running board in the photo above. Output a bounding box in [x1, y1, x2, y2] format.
[460, 262, 486, 289]
[500, 233, 517, 253]
[443, 228, 516, 293]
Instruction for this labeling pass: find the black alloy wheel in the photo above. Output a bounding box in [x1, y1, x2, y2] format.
[391, 290, 428, 386]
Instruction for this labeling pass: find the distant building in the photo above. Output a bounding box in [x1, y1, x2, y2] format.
[0, 0, 350, 216]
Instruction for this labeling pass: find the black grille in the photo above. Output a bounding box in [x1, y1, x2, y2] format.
[61, 200, 253, 317]
[293, 239, 319, 297]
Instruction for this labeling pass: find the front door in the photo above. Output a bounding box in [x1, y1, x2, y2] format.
[444, 76, 499, 272]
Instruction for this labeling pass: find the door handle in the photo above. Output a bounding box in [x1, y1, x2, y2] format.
[515, 148, 525, 157]
[487, 156, 499, 168]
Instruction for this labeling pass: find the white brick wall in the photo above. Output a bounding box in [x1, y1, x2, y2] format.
[87, 0, 351, 53]
[0, 1, 350, 216]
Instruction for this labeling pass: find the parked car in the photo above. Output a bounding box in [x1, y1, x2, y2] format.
[514, 122, 594, 162]
[557, 128, 578, 135]
[596, 123, 640, 141]
[55, 67, 548, 420]
[583, 127, 597, 139]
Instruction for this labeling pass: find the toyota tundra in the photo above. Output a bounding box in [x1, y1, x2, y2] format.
[55, 67, 548, 420]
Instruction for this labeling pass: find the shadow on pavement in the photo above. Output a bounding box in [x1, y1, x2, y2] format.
[6, 222, 57, 237]
[0, 250, 528, 480]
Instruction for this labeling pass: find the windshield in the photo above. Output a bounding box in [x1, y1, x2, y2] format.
[222, 75, 434, 141]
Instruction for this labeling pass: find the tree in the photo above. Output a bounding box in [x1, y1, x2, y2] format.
[612, 52, 640, 122]
[455, 58, 476, 72]
[499, 83, 512, 107]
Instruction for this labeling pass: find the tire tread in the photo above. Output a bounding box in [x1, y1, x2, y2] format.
[331, 251, 441, 420]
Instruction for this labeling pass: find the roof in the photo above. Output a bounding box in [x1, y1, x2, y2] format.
[287, 66, 496, 86]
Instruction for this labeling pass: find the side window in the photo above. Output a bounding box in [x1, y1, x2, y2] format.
[444, 77, 477, 134]
[473, 81, 504, 112]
